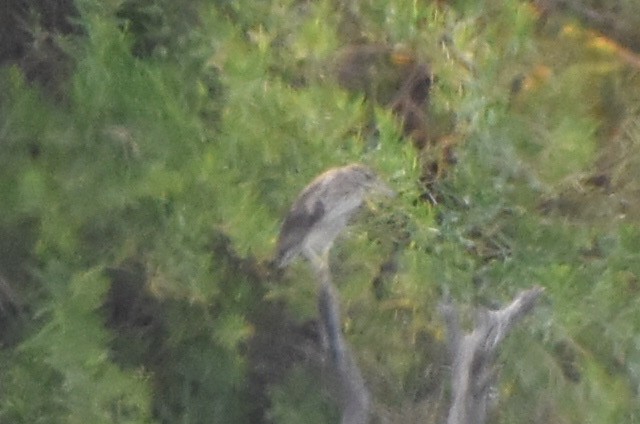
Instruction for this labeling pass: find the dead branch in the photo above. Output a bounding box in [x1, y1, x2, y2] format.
[0, 274, 22, 315]
[315, 265, 371, 424]
[440, 286, 545, 424]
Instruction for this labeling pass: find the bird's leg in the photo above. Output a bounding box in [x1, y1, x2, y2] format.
[306, 249, 331, 285]
[306, 249, 333, 356]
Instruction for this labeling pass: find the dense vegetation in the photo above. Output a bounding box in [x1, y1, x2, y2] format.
[2, 0, 640, 422]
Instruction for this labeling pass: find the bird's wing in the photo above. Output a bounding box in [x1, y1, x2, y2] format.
[275, 191, 326, 266]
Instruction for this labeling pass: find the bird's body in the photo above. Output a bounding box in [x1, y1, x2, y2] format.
[275, 163, 394, 270]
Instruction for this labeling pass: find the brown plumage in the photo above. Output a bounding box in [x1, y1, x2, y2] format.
[275, 164, 394, 270]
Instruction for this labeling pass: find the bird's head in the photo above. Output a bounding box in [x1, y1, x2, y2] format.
[347, 164, 396, 198]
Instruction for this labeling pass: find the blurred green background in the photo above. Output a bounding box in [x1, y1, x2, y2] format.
[1, 0, 640, 422]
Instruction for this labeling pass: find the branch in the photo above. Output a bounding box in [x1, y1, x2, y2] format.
[0, 273, 22, 315]
[315, 265, 371, 424]
[441, 286, 544, 424]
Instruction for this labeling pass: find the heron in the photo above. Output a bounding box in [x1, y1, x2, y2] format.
[274, 163, 395, 273]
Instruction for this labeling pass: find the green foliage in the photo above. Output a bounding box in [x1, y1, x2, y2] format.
[2, 0, 640, 422]
[267, 367, 339, 424]
[152, 300, 249, 423]
[1, 266, 152, 423]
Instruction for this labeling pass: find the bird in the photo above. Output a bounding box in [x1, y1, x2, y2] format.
[274, 163, 395, 273]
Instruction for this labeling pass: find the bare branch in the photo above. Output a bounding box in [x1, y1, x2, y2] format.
[442, 286, 544, 424]
[316, 265, 371, 424]
[0, 274, 21, 315]
[439, 300, 462, 357]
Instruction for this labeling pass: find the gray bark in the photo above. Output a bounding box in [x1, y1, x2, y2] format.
[315, 265, 371, 424]
[441, 286, 545, 424]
